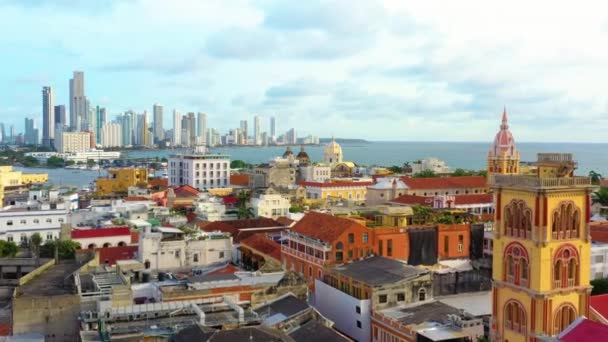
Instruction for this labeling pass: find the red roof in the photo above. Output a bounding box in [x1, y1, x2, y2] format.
[399, 176, 487, 190]
[290, 211, 367, 242]
[171, 184, 200, 198]
[591, 222, 608, 243]
[590, 294, 608, 321]
[240, 233, 282, 261]
[0, 323, 10, 336]
[71, 227, 131, 239]
[207, 264, 240, 276]
[559, 317, 608, 342]
[148, 178, 168, 189]
[223, 196, 238, 205]
[390, 193, 493, 206]
[299, 181, 373, 188]
[98, 245, 138, 265]
[390, 194, 434, 206]
[200, 218, 286, 242]
[230, 174, 250, 187]
[276, 216, 296, 227]
[123, 196, 148, 201]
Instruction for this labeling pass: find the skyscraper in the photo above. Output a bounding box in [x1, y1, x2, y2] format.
[24, 118, 38, 145]
[197, 112, 207, 145]
[153, 104, 164, 143]
[69, 71, 86, 131]
[187, 112, 196, 146]
[54, 105, 66, 128]
[173, 110, 181, 147]
[96, 107, 106, 145]
[42, 86, 55, 147]
[286, 128, 297, 144]
[240, 120, 248, 144]
[270, 116, 276, 140]
[254, 115, 261, 145]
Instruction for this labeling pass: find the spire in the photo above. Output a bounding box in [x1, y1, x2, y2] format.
[501, 106, 508, 129]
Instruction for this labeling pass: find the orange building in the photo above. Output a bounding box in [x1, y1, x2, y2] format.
[373, 226, 409, 260]
[281, 211, 376, 284]
[437, 223, 470, 260]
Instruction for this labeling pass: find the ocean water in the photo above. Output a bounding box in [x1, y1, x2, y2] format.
[16, 141, 608, 187]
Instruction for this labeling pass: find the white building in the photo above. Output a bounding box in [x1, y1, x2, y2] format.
[0, 190, 70, 243]
[71, 226, 132, 249]
[101, 122, 122, 148]
[251, 194, 290, 219]
[254, 115, 261, 145]
[591, 241, 608, 280]
[25, 150, 120, 163]
[411, 157, 450, 174]
[168, 146, 230, 189]
[172, 110, 181, 147]
[194, 194, 237, 222]
[299, 165, 331, 183]
[57, 131, 91, 153]
[138, 228, 233, 270]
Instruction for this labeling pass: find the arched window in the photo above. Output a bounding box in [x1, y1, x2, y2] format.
[504, 300, 527, 334]
[554, 304, 576, 335]
[418, 288, 426, 301]
[553, 244, 579, 288]
[503, 200, 532, 238]
[552, 201, 581, 240]
[503, 242, 530, 287]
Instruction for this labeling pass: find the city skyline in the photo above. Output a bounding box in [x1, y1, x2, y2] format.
[1, 1, 608, 142]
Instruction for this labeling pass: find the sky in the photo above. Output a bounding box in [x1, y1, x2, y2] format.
[1, 0, 608, 142]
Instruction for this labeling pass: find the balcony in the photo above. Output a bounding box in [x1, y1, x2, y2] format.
[491, 175, 593, 189]
[554, 280, 561, 288]
[520, 278, 528, 287]
[281, 245, 326, 266]
[567, 278, 575, 287]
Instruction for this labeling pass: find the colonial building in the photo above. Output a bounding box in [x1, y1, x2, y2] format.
[96, 168, 148, 196]
[300, 180, 372, 203]
[366, 177, 409, 206]
[400, 176, 488, 197]
[490, 153, 595, 341]
[488, 108, 520, 177]
[250, 193, 291, 219]
[249, 158, 296, 189]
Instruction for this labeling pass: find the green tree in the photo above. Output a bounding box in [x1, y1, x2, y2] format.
[47, 156, 65, 168]
[388, 165, 403, 174]
[591, 278, 608, 295]
[452, 168, 472, 177]
[231, 160, 247, 169]
[86, 159, 97, 167]
[477, 170, 488, 178]
[413, 169, 438, 178]
[40, 240, 81, 260]
[0, 240, 18, 258]
[412, 205, 432, 224]
[237, 207, 255, 219]
[475, 336, 490, 342]
[592, 187, 608, 206]
[289, 204, 304, 213]
[589, 170, 603, 185]
[22, 156, 39, 167]
[30, 233, 43, 265]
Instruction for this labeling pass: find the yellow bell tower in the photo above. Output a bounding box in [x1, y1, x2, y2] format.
[488, 108, 520, 176]
[490, 153, 595, 341]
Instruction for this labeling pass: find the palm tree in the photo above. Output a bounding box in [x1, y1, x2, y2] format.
[589, 170, 603, 185]
[237, 207, 255, 219]
[593, 187, 608, 206]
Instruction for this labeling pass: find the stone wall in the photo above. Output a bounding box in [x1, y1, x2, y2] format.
[12, 294, 82, 341]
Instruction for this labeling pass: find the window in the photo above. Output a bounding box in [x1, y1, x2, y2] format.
[20, 219, 26, 224]
[348, 250, 353, 259]
[444, 236, 449, 254]
[335, 251, 343, 262]
[7, 235, 12, 242]
[397, 293, 405, 302]
[379, 295, 387, 303]
[356, 320, 362, 329]
[551, 201, 581, 240]
[553, 245, 579, 288]
[363, 232, 368, 243]
[6, 221, 12, 226]
[348, 233, 354, 244]
[554, 305, 576, 335]
[378, 240, 383, 256]
[503, 242, 530, 287]
[46, 233, 53, 241]
[418, 288, 426, 301]
[504, 199, 533, 238]
[193, 254, 199, 262]
[356, 306, 361, 314]
[504, 301, 526, 334]
[33, 219, 39, 224]
[595, 255, 605, 263]
[387, 239, 393, 257]
[219, 251, 225, 259]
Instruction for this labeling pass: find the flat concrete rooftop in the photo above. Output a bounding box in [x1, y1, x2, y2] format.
[18, 261, 80, 296]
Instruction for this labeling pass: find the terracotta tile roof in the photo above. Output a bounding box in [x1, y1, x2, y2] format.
[299, 181, 373, 188]
[559, 317, 608, 342]
[400, 176, 487, 190]
[98, 245, 138, 265]
[591, 222, 608, 243]
[71, 227, 131, 239]
[199, 218, 286, 242]
[230, 174, 250, 187]
[123, 196, 149, 201]
[290, 211, 367, 243]
[0, 323, 10, 336]
[453, 193, 493, 205]
[590, 294, 608, 321]
[223, 196, 238, 205]
[172, 185, 200, 198]
[390, 194, 434, 206]
[240, 233, 282, 261]
[148, 178, 168, 189]
[276, 216, 295, 227]
[207, 264, 240, 276]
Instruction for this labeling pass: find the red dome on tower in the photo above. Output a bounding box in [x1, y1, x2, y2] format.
[491, 108, 516, 156]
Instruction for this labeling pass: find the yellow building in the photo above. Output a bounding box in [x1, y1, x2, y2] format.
[0, 166, 48, 207]
[301, 180, 371, 204]
[488, 109, 520, 176]
[490, 153, 595, 341]
[96, 168, 148, 195]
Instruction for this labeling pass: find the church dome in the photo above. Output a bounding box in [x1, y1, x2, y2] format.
[491, 108, 516, 156]
[324, 137, 342, 156]
[296, 146, 310, 163]
[282, 146, 294, 158]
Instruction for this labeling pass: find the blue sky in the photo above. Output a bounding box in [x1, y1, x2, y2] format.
[1, 0, 608, 142]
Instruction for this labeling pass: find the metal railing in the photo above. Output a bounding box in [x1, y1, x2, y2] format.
[491, 175, 592, 188]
